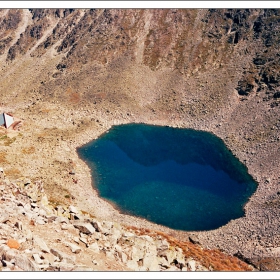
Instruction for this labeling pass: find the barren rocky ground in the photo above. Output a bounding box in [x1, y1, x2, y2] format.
[0, 8, 279, 271]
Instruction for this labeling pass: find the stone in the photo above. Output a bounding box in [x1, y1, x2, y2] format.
[158, 256, 170, 269]
[187, 259, 196, 271]
[73, 237, 80, 244]
[131, 246, 145, 261]
[15, 221, 23, 231]
[105, 250, 115, 260]
[126, 260, 139, 271]
[189, 234, 200, 245]
[50, 249, 63, 261]
[0, 214, 10, 223]
[91, 220, 103, 233]
[2, 260, 15, 268]
[43, 253, 55, 266]
[56, 217, 69, 224]
[33, 236, 50, 253]
[24, 179, 31, 186]
[38, 209, 47, 217]
[40, 194, 49, 207]
[142, 253, 160, 271]
[115, 245, 128, 263]
[74, 223, 95, 235]
[65, 242, 81, 254]
[15, 255, 39, 271]
[47, 216, 57, 223]
[79, 237, 88, 247]
[26, 229, 33, 241]
[35, 217, 46, 225]
[69, 205, 79, 214]
[50, 249, 76, 264]
[24, 204, 31, 211]
[166, 265, 181, 271]
[59, 263, 76, 271]
[7, 239, 20, 250]
[1, 246, 38, 271]
[88, 242, 99, 253]
[61, 224, 70, 230]
[164, 249, 177, 264]
[33, 253, 43, 264]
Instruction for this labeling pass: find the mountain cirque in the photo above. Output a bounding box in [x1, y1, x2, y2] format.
[0, 8, 279, 271]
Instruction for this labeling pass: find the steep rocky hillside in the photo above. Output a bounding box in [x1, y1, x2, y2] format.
[0, 8, 279, 271]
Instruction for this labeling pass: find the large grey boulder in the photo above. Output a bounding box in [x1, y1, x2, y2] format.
[74, 223, 95, 235]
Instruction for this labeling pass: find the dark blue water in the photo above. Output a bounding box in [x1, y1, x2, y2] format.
[77, 123, 257, 231]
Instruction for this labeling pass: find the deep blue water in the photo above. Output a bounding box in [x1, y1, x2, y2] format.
[77, 123, 257, 231]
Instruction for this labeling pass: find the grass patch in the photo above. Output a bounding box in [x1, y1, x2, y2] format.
[125, 225, 252, 271]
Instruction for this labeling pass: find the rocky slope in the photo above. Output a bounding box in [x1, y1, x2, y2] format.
[0, 8, 279, 270]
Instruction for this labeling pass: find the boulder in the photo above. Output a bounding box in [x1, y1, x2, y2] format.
[15, 221, 23, 231]
[2, 260, 15, 269]
[34, 217, 46, 225]
[69, 205, 79, 214]
[47, 216, 57, 223]
[6, 239, 20, 250]
[187, 259, 196, 271]
[126, 259, 139, 271]
[14, 254, 39, 271]
[91, 221, 103, 233]
[65, 242, 81, 254]
[79, 237, 88, 247]
[0, 214, 10, 223]
[74, 223, 95, 235]
[105, 250, 115, 260]
[115, 245, 128, 263]
[33, 236, 50, 253]
[50, 249, 63, 261]
[142, 252, 160, 271]
[33, 253, 43, 264]
[26, 229, 33, 242]
[88, 242, 99, 253]
[38, 209, 47, 217]
[131, 246, 145, 261]
[0, 245, 38, 271]
[189, 234, 200, 245]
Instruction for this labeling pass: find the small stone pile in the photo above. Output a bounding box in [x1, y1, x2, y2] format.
[0, 168, 210, 271]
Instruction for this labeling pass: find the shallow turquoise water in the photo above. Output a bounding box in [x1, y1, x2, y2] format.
[77, 123, 257, 231]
